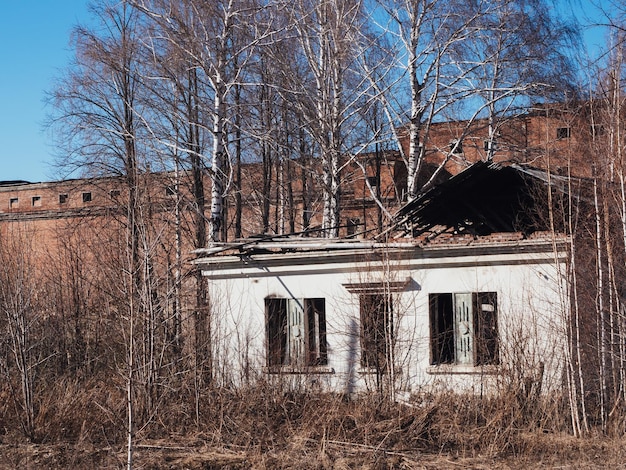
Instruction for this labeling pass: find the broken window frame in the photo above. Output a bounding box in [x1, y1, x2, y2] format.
[343, 280, 409, 374]
[265, 297, 328, 370]
[429, 292, 498, 367]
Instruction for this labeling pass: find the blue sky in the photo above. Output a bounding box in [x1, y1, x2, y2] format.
[0, 1, 611, 183]
[0, 1, 90, 182]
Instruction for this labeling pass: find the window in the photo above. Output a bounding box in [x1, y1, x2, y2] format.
[365, 176, 379, 198]
[483, 139, 497, 152]
[9, 197, 18, 209]
[59, 194, 68, 204]
[343, 280, 408, 372]
[346, 218, 361, 237]
[366, 175, 379, 188]
[592, 125, 605, 137]
[429, 292, 498, 366]
[394, 160, 408, 202]
[110, 189, 120, 198]
[449, 139, 463, 154]
[265, 298, 327, 368]
[82, 192, 92, 203]
[360, 293, 393, 371]
[556, 127, 571, 139]
[31, 196, 42, 207]
[166, 185, 177, 196]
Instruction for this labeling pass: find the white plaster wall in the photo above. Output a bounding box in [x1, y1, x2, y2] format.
[205, 248, 568, 395]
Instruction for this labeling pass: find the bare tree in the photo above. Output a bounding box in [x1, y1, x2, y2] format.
[48, 2, 172, 465]
[283, 0, 370, 237]
[134, 0, 272, 243]
[0, 226, 40, 442]
[369, 0, 576, 200]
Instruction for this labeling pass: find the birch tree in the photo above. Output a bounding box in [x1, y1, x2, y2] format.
[579, 26, 626, 433]
[286, 0, 369, 237]
[371, 0, 576, 200]
[134, 0, 269, 243]
[453, 0, 577, 160]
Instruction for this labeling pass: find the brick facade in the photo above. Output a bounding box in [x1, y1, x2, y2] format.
[1, 103, 595, 251]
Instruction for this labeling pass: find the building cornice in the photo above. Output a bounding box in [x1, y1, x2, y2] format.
[195, 236, 569, 280]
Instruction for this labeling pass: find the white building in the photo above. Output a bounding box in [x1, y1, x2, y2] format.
[195, 162, 571, 396]
[194, 234, 569, 396]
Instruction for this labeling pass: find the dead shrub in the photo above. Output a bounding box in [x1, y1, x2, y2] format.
[1, 372, 618, 468]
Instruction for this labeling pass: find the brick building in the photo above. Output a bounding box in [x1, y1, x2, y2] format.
[0, 101, 595, 250]
[404, 102, 595, 179]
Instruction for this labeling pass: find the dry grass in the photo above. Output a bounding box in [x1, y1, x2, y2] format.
[1, 379, 625, 468]
[1, 434, 623, 469]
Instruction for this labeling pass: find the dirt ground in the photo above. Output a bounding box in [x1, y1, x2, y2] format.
[1, 435, 623, 469]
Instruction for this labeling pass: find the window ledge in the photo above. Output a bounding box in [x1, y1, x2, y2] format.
[264, 366, 335, 375]
[427, 364, 499, 375]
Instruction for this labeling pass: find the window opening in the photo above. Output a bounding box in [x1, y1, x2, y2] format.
[9, 197, 18, 209]
[592, 125, 605, 137]
[393, 160, 408, 202]
[365, 176, 379, 198]
[360, 293, 393, 371]
[32, 196, 42, 207]
[346, 218, 361, 237]
[265, 298, 327, 368]
[484, 139, 497, 152]
[366, 175, 379, 187]
[429, 292, 498, 366]
[450, 139, 463, 154]
[59, 194, 68, 204]
[82, 192, 92, 203]
[556, 127, 571, 139]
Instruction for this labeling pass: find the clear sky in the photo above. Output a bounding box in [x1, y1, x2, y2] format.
[0, 1, 609, 183]
[0, 1, 91, 183]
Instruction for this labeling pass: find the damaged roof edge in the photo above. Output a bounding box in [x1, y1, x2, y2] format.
[193, 237, 569, 280]
[193, 234, 570, 266]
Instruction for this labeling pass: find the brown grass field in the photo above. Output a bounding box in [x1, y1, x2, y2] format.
[1, 383, 625, 469]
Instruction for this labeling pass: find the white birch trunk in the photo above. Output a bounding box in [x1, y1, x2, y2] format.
[406, 39, 421, 201]
[210, 72, 226, 243]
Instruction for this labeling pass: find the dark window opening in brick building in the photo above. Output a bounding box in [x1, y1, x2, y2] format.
[556, 127, 571, 139]
[346, 218, 361, 237]
[450, 140, 463, 154]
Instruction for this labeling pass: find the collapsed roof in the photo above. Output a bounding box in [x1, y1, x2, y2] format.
[388, 161, 573, 239]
